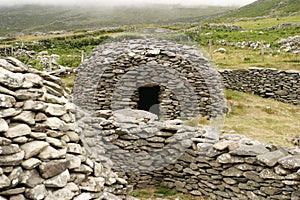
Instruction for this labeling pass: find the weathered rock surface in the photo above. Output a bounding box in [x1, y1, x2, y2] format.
[0, 57, 132, 200]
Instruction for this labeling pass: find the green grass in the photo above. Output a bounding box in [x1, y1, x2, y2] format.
[130, 187, 209, 200]
[227, 14, 300, 30]
[184, 13, 300, 71]
[0, 4, 233, 36]
[224, 90, 300, 146]
[207, 45, 300, 71]
[218, 0, 300, 19]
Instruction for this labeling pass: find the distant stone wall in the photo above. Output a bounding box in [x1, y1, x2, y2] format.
[219, 68, 300, 105]
[81, 109, 300, 200]
[0, 58, 131, 200]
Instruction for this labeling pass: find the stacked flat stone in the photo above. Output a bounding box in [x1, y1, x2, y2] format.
[220, 67, 300, 105]
[77, 109, 211, 176]
[78, 108, 300, 199]
[0, 57, 131, 200]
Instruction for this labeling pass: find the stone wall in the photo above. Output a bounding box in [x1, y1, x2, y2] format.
[0, 57, 131, 200]
[81, 109, 300, 200]
[219, 68, 300, 105]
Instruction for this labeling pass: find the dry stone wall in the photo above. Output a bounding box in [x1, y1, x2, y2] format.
[0, 57, 132, 200]
[78, 108, 300, 200]
[219, 68, 300, 105]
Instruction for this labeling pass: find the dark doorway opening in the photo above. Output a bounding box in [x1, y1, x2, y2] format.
[138, 86, 160, 116]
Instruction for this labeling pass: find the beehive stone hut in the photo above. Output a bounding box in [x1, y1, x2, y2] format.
[74, 39, 225, 120]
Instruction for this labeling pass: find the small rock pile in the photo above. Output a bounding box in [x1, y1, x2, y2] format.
[278, 35, 300, 54]
[216, 40, 271, 50]
[205, 24, 244, 31]
[0, 57, 132, 200]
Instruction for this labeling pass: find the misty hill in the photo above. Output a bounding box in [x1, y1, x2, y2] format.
[0, 4, 233, 36]
[220, 0, 300, 19]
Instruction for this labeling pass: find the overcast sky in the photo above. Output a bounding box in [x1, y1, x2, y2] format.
[0, 0, 257, 7]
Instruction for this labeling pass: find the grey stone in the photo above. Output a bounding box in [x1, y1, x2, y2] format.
[279, 155, 300, 169]
[0, 151, 24, 166]
[44, 117, 69, 131]
[73, 193, 93, 200]
[12, 136, 28, 143]
[9, 194, 26, 200]
[15, 88, 44, 100]
[213, 140, 235, 151]
[66, 154, 81, 169]
[65, 131, 80, 142]
[4, 57, 29, 72]
[45, 104, 66, 116]
[0, 144, 20, 155]
[217, 153, 244, 163]
[0, 175, 10, 189]
[0, 187, 25, 196]
[23, 100, 46, 111]
[29, 132, 47, 140]
[39, 159, 70, 179]
[257, 150, 286, 167]
[260, 186, 281, 195]
[21, 158, 42, 169]
[8, 167, 22, 187]
[260, 169, 283, 180]
[99, 192, 122, 200]
[13, 111, 35, 125]
[21, 141, 49, 159]
[223, 178, 237, 185]
[0, 137, 11, 145]
[34, 113, 47, 122]
[44, 170, 70, 188]
[44, 187, 75, 200]
[5, 124, 31, 138]
[38, 146, 66, 160]
[0, 119, 8, 132]
[25, 184, 48, 200]
[46, 137, 64, 147]
[221, 167, 243, 177]
[0, 94, 16, 108]
[230, 144, 269, 156]
[243, 171, 264, 182]
[20, 169, 44, 188]
[0, 108, 21, 118]
[0, 67, 24, 88]
[79, 177, 105, 192]
[67, 143, 82, 154]
[23, 73, 43, 88]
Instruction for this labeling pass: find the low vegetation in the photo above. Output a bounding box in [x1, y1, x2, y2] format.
[224, 90, 300, 146]
[130, 187, 209, 200]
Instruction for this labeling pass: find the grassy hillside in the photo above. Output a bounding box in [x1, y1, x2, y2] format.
[0, 4, 232, 36]
[219, 0, 300, 19]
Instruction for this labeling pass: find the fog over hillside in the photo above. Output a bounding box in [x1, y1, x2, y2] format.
[0, 0, 256, 7]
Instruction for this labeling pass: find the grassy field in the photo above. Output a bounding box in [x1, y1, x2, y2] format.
[0, 4, 232, 36]
[206, 46, 300, 71]
[227, 14, 300, 30]
[130, 187, 209, 200]
[224, 90, 300, 147]
[218, 0, 300, 19]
